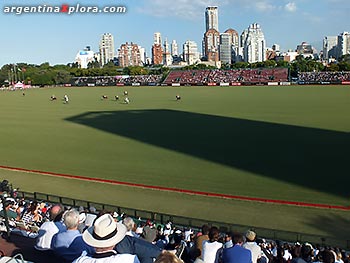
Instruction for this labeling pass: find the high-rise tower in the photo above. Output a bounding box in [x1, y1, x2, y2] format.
[99, 33, 115, 66]
[241, 23, 266, 63]
[205, 6, 219, 32]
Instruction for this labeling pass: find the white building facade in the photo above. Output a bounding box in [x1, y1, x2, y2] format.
[183, 40, 201, 65]
[75, 47, 95, 68]
[241, 23, 266, 63]
[205, 6, 219, 32]
[99, 33, 115, 66]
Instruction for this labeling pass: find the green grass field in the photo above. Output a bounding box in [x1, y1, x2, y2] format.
[1, 85, 350, 244]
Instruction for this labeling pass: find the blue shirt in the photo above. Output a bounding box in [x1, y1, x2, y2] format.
[51, 229, 95, 261]
[223, 244, 252, 263]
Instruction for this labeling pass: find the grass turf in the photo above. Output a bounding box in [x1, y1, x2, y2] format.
[0, 85, 349, 243]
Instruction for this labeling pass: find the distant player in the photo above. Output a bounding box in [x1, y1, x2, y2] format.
[176, 95, 181, 101]
[124, 97, 130, 104]
[50, 95, 57, 101]
[124, 91, 128, 96]
[115, 95, 119, 101]
[64, 94, 69, 104]
[101, 95, 108, 100]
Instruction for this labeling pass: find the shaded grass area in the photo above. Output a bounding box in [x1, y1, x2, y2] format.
[0, 86, 349, 210]
[66, 109, 349, 201]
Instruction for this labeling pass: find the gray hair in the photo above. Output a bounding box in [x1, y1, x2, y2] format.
[64, 209, 80, 229]
[123, 217, 135, 231]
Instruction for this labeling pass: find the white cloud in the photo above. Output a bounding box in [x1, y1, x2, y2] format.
[285, 2, 297, 12]
[254, 1, 278, 12]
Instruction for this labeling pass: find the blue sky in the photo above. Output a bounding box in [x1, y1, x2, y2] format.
[0, 0, 349, 67]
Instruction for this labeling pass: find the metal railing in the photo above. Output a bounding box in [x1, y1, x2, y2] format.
[16, 191, 350, 249]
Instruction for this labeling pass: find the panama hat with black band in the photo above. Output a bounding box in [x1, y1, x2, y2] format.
[83, 213, 127, 248]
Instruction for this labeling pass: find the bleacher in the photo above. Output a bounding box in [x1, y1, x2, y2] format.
[163, 68, 289, 85]
[1, 190, 350, 263]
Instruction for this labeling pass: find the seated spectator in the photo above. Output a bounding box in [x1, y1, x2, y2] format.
[116, 233, 162, 263]
[202, 226, 223, 263]
[22, 201, 42, 225]
[51, 209, 94, 262]
[243, 230, 261, 263]
[123, 217, 138, 237]
[222, 232, 252, 263]
[73, 213, 140, 263]
[0, 200, 19, 220]
[141, 225, 157, 243]
[195, 224, 210, 258]
[35, 204, 66, 251]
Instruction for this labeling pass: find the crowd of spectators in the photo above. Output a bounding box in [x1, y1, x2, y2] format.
[297, 72, 350, 84]
[71, 75, 162, 87]
[163, 68, 289, 85]
[1, 194, 350, 263]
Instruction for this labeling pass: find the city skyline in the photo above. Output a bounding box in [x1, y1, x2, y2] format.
[0, 0, 350, 67]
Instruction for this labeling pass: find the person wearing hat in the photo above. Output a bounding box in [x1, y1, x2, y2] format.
[243, 230, 261, 263]
[73, 213, 140, 263]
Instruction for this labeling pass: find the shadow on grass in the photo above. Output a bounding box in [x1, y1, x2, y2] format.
[65, 109, 350, 199]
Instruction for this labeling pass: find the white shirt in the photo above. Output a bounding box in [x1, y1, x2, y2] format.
[243, 242, 262, 263]
[35, 221, 59, 250]
[73, 251, 140, 263]
[202, 240, 223, 263]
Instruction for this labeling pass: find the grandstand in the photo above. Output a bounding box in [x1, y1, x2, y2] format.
[67, 69, 350, 87]
[163, 68, 289, 85]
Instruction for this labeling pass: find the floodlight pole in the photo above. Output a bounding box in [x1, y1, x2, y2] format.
[0, 194, 11, 239]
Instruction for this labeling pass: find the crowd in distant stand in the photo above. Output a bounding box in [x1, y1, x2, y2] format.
[1, 196, 349, 263]
[72, 75, 162, 87]
[298, 72, 350, 83]
[163, 69, 289, 85]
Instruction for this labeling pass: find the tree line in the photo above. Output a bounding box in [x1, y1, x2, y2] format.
[1, 55, 349, 86]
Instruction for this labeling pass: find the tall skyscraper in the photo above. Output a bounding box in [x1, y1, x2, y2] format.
[204, 29, 220, 61]
[118, 42, 143, 67]
[163, 38, 172, 66]
[203, 6, 219, 61]
[337, 32, 350, 58]
[241, 23, 266, 63]
[323, 36, 338, 61]
[171, 40, 179, 57]
[99, 33, 115, 66]
[224, 28, 240, 62]
[205, 6, 219, 32]
[219, 33, 232, 64]
[154, 32, 162, 46]
[152, 32, 163, 65]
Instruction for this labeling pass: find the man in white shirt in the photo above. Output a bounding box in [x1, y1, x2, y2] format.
[35, 204, 65, 251]
[242, 230, 261, 263]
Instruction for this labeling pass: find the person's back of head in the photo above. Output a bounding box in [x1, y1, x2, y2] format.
[154, 251, 183, 263]
[123, 217, 135, 231]
[202, 224, 210, 236]
[49, 204, 64, 221]
[301, 244, 313, 260]
[64, 209, 80, 230]
[321, 250, 335, 263]
[208, 226, 220, 242]
[232, 232, 244, 245]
